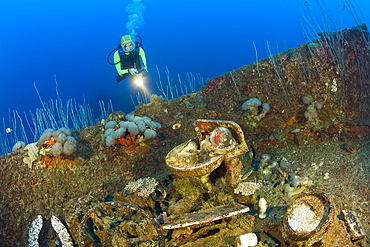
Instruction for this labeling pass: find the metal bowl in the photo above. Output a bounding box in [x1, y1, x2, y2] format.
[165, 141, 224, 177]
[280, 191, 336, 246]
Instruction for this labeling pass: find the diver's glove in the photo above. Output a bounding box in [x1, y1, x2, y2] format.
[129, 68, 139, 75]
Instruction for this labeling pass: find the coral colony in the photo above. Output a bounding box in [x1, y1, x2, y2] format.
[19, 127, 77, 169]
[104, 113, 161, 149]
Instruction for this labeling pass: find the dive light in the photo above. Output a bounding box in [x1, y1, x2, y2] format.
[133, 72, 144, 87]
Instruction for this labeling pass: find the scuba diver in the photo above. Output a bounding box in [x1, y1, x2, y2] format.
[112, 34, 147, 82]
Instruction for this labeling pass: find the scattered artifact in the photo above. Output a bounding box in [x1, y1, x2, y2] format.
[280, 192, 335, 246]
[341, 210, 365, 241]
[280, 191, 355, 246]
[78, 201, 249, 246]
[165, 119, 249, 186]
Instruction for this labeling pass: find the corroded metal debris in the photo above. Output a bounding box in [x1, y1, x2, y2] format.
[162, 204, 250, 230]
[166, 119, 248, 178]
[280, 192, 336, 246]
[341, 210, 365, 241]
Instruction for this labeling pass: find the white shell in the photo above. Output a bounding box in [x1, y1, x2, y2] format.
[237, 233, 258, 247]
[28, 215, 43, 247]
[258, 197, 268, 219]
[51, 215, 73, 247]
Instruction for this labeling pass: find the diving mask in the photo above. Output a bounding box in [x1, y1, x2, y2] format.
[122, 41, 135, 52]
[121, 35, 135, 52]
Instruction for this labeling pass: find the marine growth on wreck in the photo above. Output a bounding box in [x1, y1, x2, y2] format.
[0, 18, 369, 247]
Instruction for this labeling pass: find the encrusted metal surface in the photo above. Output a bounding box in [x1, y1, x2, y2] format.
[280, 192, 336, 245]
[162, 204, 250, 230]
[165, 119, 249, 177]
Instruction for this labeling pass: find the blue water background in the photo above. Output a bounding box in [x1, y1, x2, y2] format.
[0, 0, 369, 147]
